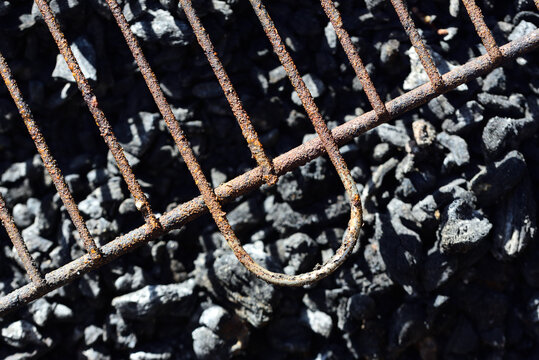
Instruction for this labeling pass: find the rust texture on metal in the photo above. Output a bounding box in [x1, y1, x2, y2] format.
[33, 0, 161, 231]
[461, 0, 503, 64]
[389, 0, 445, 91]
[320, 0, 389, 121]
[0, 51, 101, 259]
[0, 0, 538, 315]
[179, 0, 277, 185]
[247, 0, 363, 281]
[0, 193, 46, 288]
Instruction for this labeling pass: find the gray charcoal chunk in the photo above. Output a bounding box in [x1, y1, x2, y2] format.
[422, 244, 458, 291]
[12, 203, 34, 229]
[437, 132, 470, 170]
[492, 177, 537, 260]
[199, 305, 230, 333]
[470, 150, 527, 206]
[112, 278, 196, 319]
[268, 66, 287, 84]
[275, 233, 318, 275]
[509, 20, 537, 41]
[227, 198, 264, 232]
[438, 199, 492, 254]
[84, 325, 104, 346]
[115, 112, 160, 157]
[192, 326, 226, 360]
[79, 177, 125, 218]
[373, 124, 410, 148]
[276, 172, 304, 203]
[482, 116, 537, 160]
[292, 74, 325, 105]
[424, 95, 455, 122]
[1, 162, 28, 184]
[442, 100, 484, 134]
[376, 213, 422, 293]
[131, 9, 192, 46]
[52, 37, 97, 82]
[197, 242, 280, 328]
[1, 320, 48, 348]
[412, 120, 436, 147]
[114, 265, 147, 292]
[300, 308, 333, 338]
[82, 348, 111, 360]
[482, 67, 506, 94]
[129, 349, 172, 360]
[477, 93, 525, 117]
[28, 299, 52, 327]
[266, 201, 319, 235]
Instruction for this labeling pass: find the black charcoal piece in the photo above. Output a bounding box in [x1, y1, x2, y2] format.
[470, 150, 527, 206]
[115, 112, 160, 158]
[291, 74, 325, 106]
[482, 116, 537, 160]
[1, 320, 51, 348]
[492, 177, 537, 260]
[477, 93, 525, 117]
[446, 317, 479, 354]
[227, 198, 264, 232]
[437, 199, 492, 254]
[111, 279, 196, 319]
[388, 302, 426, 352]
[268, 317, 312, 354]
[437, 132, 470, 170]
[275, 233, 318, 275]
[482, 67, 506, 93]
[442, 100, 485, 134]
[373, 124, 410, 148]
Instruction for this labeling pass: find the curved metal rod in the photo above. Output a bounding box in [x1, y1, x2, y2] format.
[103, 0, 361, 286]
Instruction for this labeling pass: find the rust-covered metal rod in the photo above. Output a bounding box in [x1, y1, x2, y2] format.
[0, 193, 46, 287]
[0, 51, 101, 259]
[320, 0, 389, 121]
[0, 28, 537, 316]
[178, 0, 278, 185]
[460, 0, 503, 64]
[247, 0, 362, 283]
[389, 0, 445, 90]
[33, 0, 161, 231]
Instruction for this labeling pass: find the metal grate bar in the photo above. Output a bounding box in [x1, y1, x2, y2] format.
[0, 193, 46, 288]
[320, 0, 389, 121]
[33, 0, 161, 231]
[178, 0, 278, 185]
[1, 31, 536, 315]
[461, 0, 503, 64]
[247, 0, 362, 277]
[389, 0, 445, 90]
[0, 51, 101, 259]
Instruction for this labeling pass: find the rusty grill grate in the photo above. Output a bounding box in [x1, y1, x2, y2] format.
[0, 0, 538, 315]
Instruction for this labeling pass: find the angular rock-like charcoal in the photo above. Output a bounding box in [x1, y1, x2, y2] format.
[300, 308, 333, 338]
[265, 200, 319, 235]
[131, 9, 192, 46]
[276, 171, 304, 203]
[482, 67, 506, 94]
[442, 100, 485, 135]
[347, 293, 376, 321]
[192, 326, 226, 360]
[291, 73, 325, 106]
[111, 278, 196, 319]
[437, 132, 470, 171]
[422, 95, 455, 123]
[422, 243, 458, 291]
[114, 265, 147, 293]
[373, 123, 410, 149]
[470, 150, 527, 206]
[227, 198, 264, 232]
[79, 177, 125, 218]
[84, 325, 104, 346]
[1, 320, 52, 349]
[195, 242, 281, 328]
[28, 298, 52, 327]
[375, 213, 422, 293]
[275, 232, 318, 275]
[482, 116, 537, 160]
[388, 302, 427, 353]
[492, 177, 537, 260]
[52, 36, 97, 83]
[477, 93, 526, 118]
[437, 198, 492, 254]
[115, 112, 160, 158]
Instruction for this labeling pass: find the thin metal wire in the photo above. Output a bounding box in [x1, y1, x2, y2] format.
[0, 193, 46, 288]
[178, 0, 278, 185]
[320, 0, 389, 121]
[460, 0, 503, 64]
[0, 51, 101, 259]
[33, 0, 161, 231]
[389, 0, 445, 90]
